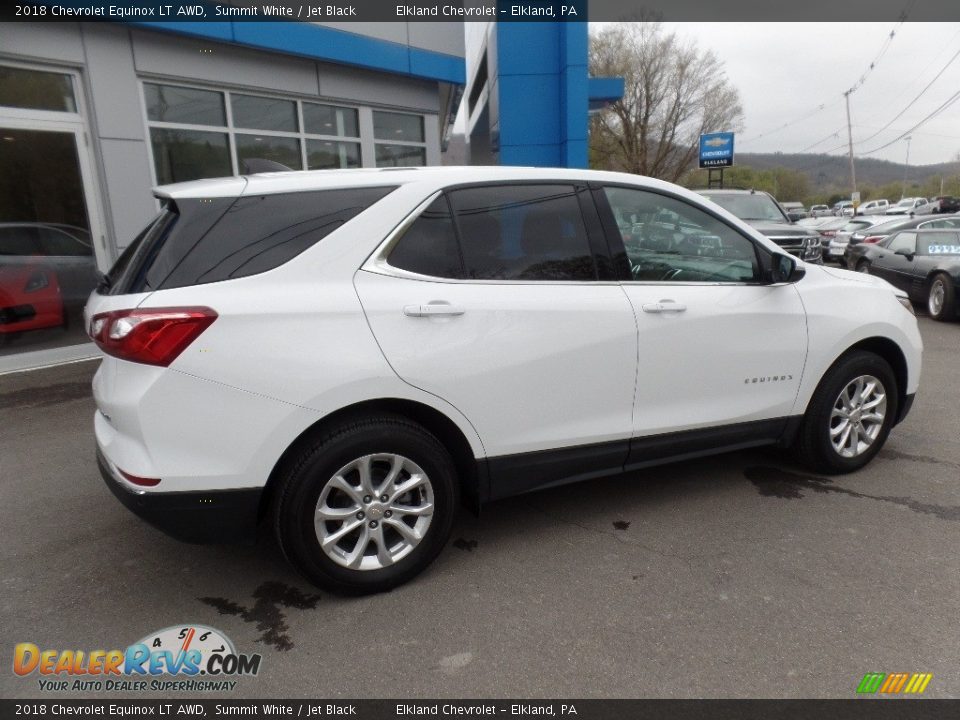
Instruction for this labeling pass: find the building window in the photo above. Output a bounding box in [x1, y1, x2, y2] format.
[150, 128, 232, 186]
[142, 82, 366, 184]
[145, 83, 225, 126]
[0, 65, 77, 113]
[231, 93, 298, 132]
[373, 110, 426, 167]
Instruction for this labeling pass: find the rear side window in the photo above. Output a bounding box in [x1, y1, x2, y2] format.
[108, 186, 396, 294]
[387, 196, 463, 278]
[450, 185, 595, 280]
[919, 233, 960, 255]
[387, 184, 597, 281]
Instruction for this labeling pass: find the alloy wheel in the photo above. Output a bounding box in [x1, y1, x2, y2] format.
[829, 375, 887, 458]
[929, 278, 945, 317]
[314, 454, 434, 571]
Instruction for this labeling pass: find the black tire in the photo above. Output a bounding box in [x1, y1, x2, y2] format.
[273, 415, 459, 594]
[795, 351, 899, 475]
[927, 273, 956, 322]
[856, 259, 871, 274]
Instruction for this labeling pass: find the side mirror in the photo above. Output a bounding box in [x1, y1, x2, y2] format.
[769, 254, 805, 283]
[894, 248, 915, 260]
[787, 212, 802, 222]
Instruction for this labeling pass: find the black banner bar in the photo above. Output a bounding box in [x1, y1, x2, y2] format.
[2, 0, 960, 22]
[1, 700, 959, 719]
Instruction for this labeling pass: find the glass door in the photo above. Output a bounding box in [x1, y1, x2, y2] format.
[0, 64, 107, 362]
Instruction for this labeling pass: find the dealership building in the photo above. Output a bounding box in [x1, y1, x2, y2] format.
[0, 19, 618, 371]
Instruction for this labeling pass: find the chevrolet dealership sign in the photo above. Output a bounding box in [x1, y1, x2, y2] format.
[699, 132, 735, 168]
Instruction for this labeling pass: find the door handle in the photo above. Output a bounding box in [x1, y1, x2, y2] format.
[641, 300, 687, 314]
[403, 303, 465, 317]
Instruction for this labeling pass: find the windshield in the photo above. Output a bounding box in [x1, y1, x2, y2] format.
[895, 199, 914, 207]
[700, 193, 787, 223]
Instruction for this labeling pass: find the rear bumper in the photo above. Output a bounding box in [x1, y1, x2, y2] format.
[97, 448, 261, 544]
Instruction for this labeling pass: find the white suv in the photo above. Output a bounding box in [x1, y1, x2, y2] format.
[86, 167, 922, 594]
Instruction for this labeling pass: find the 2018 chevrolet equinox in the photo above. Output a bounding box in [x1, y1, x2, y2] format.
[86, 167, 922, 593]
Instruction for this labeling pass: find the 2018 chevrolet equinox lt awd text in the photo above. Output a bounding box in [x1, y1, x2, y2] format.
[86, 167, 922, 594]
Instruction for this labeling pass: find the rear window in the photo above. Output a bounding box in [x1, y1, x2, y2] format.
[920, 233, 960, 255]
[105, 186, 396, 294]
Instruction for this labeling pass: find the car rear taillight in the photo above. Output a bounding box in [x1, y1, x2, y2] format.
[89, 307, 217, 367]
[863, 236, 884, 244]
[118, 468, 161, 487]
[821, 230, 837, 237]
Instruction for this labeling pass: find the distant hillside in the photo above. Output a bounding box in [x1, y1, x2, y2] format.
[737, 153, 960, 190]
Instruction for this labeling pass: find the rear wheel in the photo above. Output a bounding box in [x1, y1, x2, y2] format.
[795, 351, 898, 474]
[928, 273, 955, 321]
[273, 416, 459, 594]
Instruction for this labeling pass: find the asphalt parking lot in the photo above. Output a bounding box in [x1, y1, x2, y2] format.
[1, 315, 958, 700]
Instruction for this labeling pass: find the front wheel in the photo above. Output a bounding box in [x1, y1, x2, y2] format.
[928, 273, 956, 321]
[795, 351, 898, 474]
[274, 416, 459, 594]
[856, 260, 871, 274]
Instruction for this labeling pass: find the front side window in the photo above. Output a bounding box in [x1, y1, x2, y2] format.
[604, 187, 760, 283]
[449, 185, 596, 281]
[886, 232, 917, 253]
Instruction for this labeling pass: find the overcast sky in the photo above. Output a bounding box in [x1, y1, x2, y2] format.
[630, 22, 960, 166]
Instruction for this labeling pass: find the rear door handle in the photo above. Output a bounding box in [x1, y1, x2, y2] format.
[641, 300, 687, 314]
[403, 302, 465, 317]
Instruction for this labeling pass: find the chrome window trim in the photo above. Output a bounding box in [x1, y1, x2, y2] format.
[361, 190, 765, 288]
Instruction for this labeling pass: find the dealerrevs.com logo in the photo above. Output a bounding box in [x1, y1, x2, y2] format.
[13, 625, 262, 692]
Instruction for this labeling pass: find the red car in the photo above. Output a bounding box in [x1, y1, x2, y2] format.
[0, 263, 64, 342]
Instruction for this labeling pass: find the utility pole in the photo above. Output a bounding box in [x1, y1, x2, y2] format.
[901, 136, 912, 200]
[844, 90, 857, 195]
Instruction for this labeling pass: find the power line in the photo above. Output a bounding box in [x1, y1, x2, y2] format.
[740, 8, 915, 147]
[853, 45, 960, 147]
[843, 7, 913, 96]
[739, 102, 839, 144]
[798, 128, 844, 153]
[859, 89, 960, 155]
